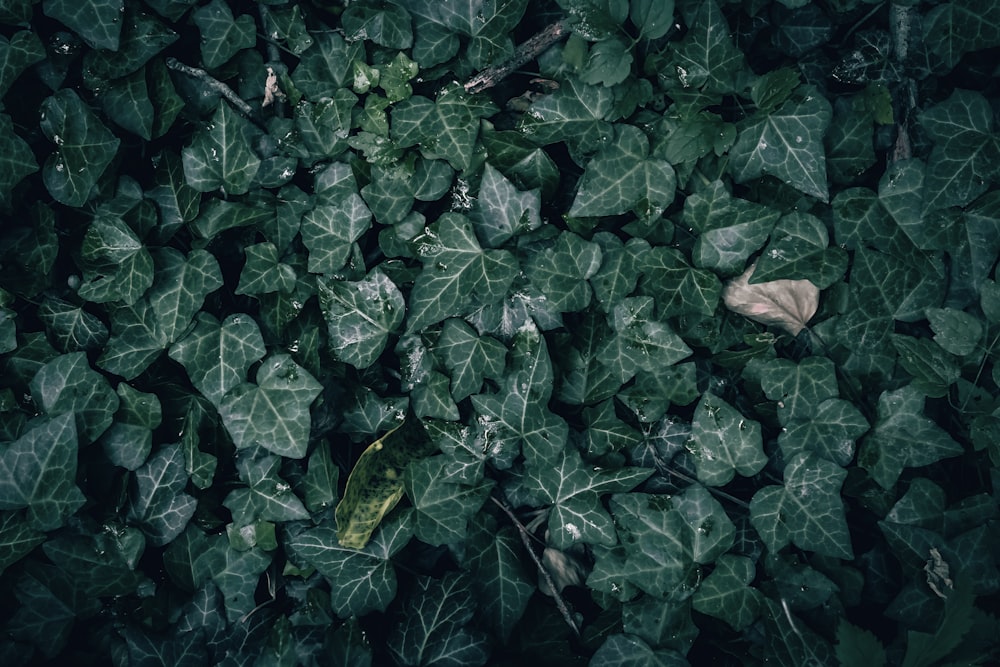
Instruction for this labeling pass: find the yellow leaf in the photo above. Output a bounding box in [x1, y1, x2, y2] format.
[722, 261, 819, 336]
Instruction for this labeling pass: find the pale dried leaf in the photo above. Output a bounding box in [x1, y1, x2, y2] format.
[722, 261, 819, 336]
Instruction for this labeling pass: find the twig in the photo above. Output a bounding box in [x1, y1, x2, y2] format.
[464, 20, 569, 94]
[645, 440, 751, 510]
[490, 495, 581, 637]
[165, 57, 265, 129]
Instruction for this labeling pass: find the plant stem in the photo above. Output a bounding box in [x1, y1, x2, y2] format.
[165, 57, 266, 130]
[464, 20, 570, 94]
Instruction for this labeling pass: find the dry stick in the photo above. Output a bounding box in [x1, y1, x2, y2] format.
[490, 495, 581, 637]
[165, 57, 266, 130]
[464, 19, 570, 94]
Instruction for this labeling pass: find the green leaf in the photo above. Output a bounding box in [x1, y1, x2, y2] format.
[287, 510, 412, 616]
[77, 213, 154, 304]
[750, 452, 854, 559]
[891, 335, 961, 398]
[168, 312, 266, 408]
[42, 0, 123, 50]
[0, 31, 45, 99]
[292, 32, 363, 99]
[295, 89, 357, 159]
[0, 113, 37, 207]
[407, 214, 518, 331]
[343, 1, 413, 49]
[836, 619, 887, 667]
[38, 297, 108, 353]
[858, 385, 964, 489]
[779, 398, 869, 466]
[599, 296, 692, 380]
[405, 456, 492, 546]
[463, 517, 535, 642]
[224, 448, 309, 526]
[581, 36, 633, 87]
[301, 193, 372, 274]
[150, 248, 224, 342]
[192, 0, 255, 69]
[181, 100, 261, 195]
[470, 163, 541, 247]
[569, 124, 676, 219]
[526, 231, 602, 312]
[638, 247, 721, 317]
[236, 242, 296, 296]
[521, 448, 651, 549]
[924, 0, 1000, 70]
[0, 414, 85, 531]
[39, 89, 120, 206]
[128, 443, 197, 546]
[688, 392, 767, 487]
[391, 85, 496, 170]
[631, 0, 674, 40]
[730, 89, 832, 202]
[926, 307, 983, 356]
[147, 151, 200, 243]
[685, 181, 779, 275]
[30, 352, 118, 445]
[99, 383, 160, 470]
[336, 421, 435, 549]
[433, 318, 507, 402]
[318, 268, 404, 369]
[607, 493, 694, 598]
[518, 77, 614, 153]
[692, 554, 762, 631]
[80, 8, 178, 86]
[0, 512, 46, 573]
[218, 354, 322, 460]
[670, 0, 744, 95]
[387, 573, 490, 667]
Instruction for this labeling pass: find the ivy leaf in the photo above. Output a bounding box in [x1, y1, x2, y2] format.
[685, 181, 779, 275]
[463, 518, 534, 642]
[0, 113, 37, 207]
[631, 0, 674, 40]
[387, 573, 490, 667]
[750, 452, 854, 559]
[192, 0, 255, 69]
[42, 0, 123, 51]
[598, 296, 692, 381]
[39, 89, 120, 206]
[224, 448, 309, 526]
[0, 414, 85, 531]
[0, 31, 45, 99]
[923, 0, 1000, 70]
[722, 261, 819, 337]
[407, 0, 526, 69]
[318, 269, 404, 369]
[470, 163, 541, 247]
[407, 214, 518, 331]
[301, 193, 372, 274]
[526, 231, 603, 312]
[30, 352, 118, 446]
[433, 318, 507, 402]
[638, 247, 721, 318]
[127, 443, 197, 546]
[343, 1, 413, 49]
[391, 85, 497, 170]
[168, 312, 266, 408]
[336, 421, 436, 549]
[688, 392, 767, 487]
[670, 0, 744, 95]
[405, 456, 493, 546]
[607, 493, 694, 598]
[730, 89, 832, 202]
[581, 36, 633, 87]
[752, 212, 847, 288]
[218, 354, 322, 460]
[38, 297, 109, 353]
[181, 101, 261, 196]
[236, 242, 297, 296]
[858, 385, 964, 489]
[518, 77, 614, 154]
[99, 383, 160, 471]
[692, 554, 763, 631]
[292, 32, 363, 99]
[77, 213, 154, 305]
[569, 124, 676, 219]
[926, 307, 983, 357]
[521, 448, 651, 549]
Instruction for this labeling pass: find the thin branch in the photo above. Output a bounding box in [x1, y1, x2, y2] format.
[464, 20, 569, 94]
[644, 440, 751, 510]
[490, 495, 580, 637]
[165, 57, 265, 130]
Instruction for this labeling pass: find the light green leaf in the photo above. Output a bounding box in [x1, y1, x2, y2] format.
[433, 318, 507, 402]
[688, 392, 767, 487]
[42, 0, 123, 50]
[181, 100, 261, 195]
[301, 193, 372, 274]
[750, 452, 854, 559]
[518, 77, 614, 153]
[407, 214, 518, 331]
[685, 181, 779, 275]
[405, 456, 492, 546]
[858, 385, 964, 489]
[470, 163, 541, 247]
[218, 354, 322, 459]
[128, 443, 197, 546]
[569, 124, 676, 219]
[0, 414, 85, 531]
[730, 90, 832, 202]
[168, 312, 266, 408]
[387, 573, 490, 667]
[692, 554, 763, 631]
[318, 269, 405, 369]
[192, 0, 255, 69]
[521, 448, 651, 549]
[39, 89, 120, 206]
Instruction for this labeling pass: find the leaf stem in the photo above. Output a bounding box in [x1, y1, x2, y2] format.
[490, 494, 581, 637]
[464, 20, 570, 94]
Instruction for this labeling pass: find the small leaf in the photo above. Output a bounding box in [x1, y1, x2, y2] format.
[30, 352, 118, 445]
[192, 0, 255, 69]
[301, 194, 372, 274]
[181, 101, 261, 196]
[688, 392, 767, 487]
[224, 448, 309, 526]
[926, 307, 983, 357]
[433, 319, 507, 402]
[470, 163, 541, 247]
[630, 0, 674, 40]
[692, 554, 762, 631]
[722, 260, 819, 337]
[336, 421, 435, 549]
[318, 268, 405, 369]
[837, 619, 887, 667]
[405, 456, 492, 546]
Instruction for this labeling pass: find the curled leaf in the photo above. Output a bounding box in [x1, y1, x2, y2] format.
[722, 261, 818, 336]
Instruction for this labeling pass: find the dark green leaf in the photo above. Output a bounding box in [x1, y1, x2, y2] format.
[518, 77, 614, 153]
[30, 352, 118, 445]
[433, 318, 507, 402]
[224, 448, 309, 526]
[128, 443, 197, 545]
[607, 493, 694, 598]
[181, 100, 261, 195]
[470, 163, 541, 247]
[301, 194, 372, 274]
[42, 0, 123, 50]
[99, 383, 159, 470]
[0, 31, 45, 98]
[343, 1, 412, 49]
[670, 0, 744, 95]
[391, 85, 496, 170]
[81, 8, 178, 87]
[0, 113, 37, 207]
[692, 554, 762, 631]
[192, 0, 255, 69]
[923, 0, 1000, 70]
[526, 231, 602, 312]
[685, 181, 779, 275]
[836, 620, 887, 667]
[631, 0, 674, 40]
[406, 456, 492, 546]
[581, 36, 633, 87]
[38, 297, 108, 353]
[688, 392, 767, 486]
[318, 268, 404, 369]
[464, 518, 534, 642]
[39, 89, 120, 206]
[292, 32, 363, 99]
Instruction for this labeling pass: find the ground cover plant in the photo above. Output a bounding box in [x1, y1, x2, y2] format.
[0, 0, 999, 664]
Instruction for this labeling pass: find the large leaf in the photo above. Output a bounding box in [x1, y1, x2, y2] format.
[730, 89, 832, 201]
[0, 414, 84, 531]
[0, 113, 37, 207]
[391, 84, 497, 170]
[685, 181, 779, 275]
[669, 0, 744, 94]
[127, 443, 197, 546]
[470, 162, 541, 247]
[192, 0, 255, 69]
[301, 193, 372, 274]
[687, 392, 767, 486]
[750, 452, 854, 559]
[318, 268, 404, 369]
[42, 0, 123, 50]
[30, 352, 118, 445]
[39, 89, 120, 206]
[405, 456, 493, 546]
[181, 100, 261, 196]
[463, 518, 535, 642]
[518, 77, 614, 153]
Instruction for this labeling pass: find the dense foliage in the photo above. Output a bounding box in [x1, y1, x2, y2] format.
[1, 0, 999, 664]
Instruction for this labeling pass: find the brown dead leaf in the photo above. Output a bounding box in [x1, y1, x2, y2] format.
[722, 261, 819, 336]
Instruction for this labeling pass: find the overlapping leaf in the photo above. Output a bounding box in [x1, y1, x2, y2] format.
[391, 84, 497, 170]
[301, 193, 372, 274]
[128, 444, 197, 546]
[687, 392, 767, 487]
[181, 101, 261, 196]
[318, 269, 404, 369]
